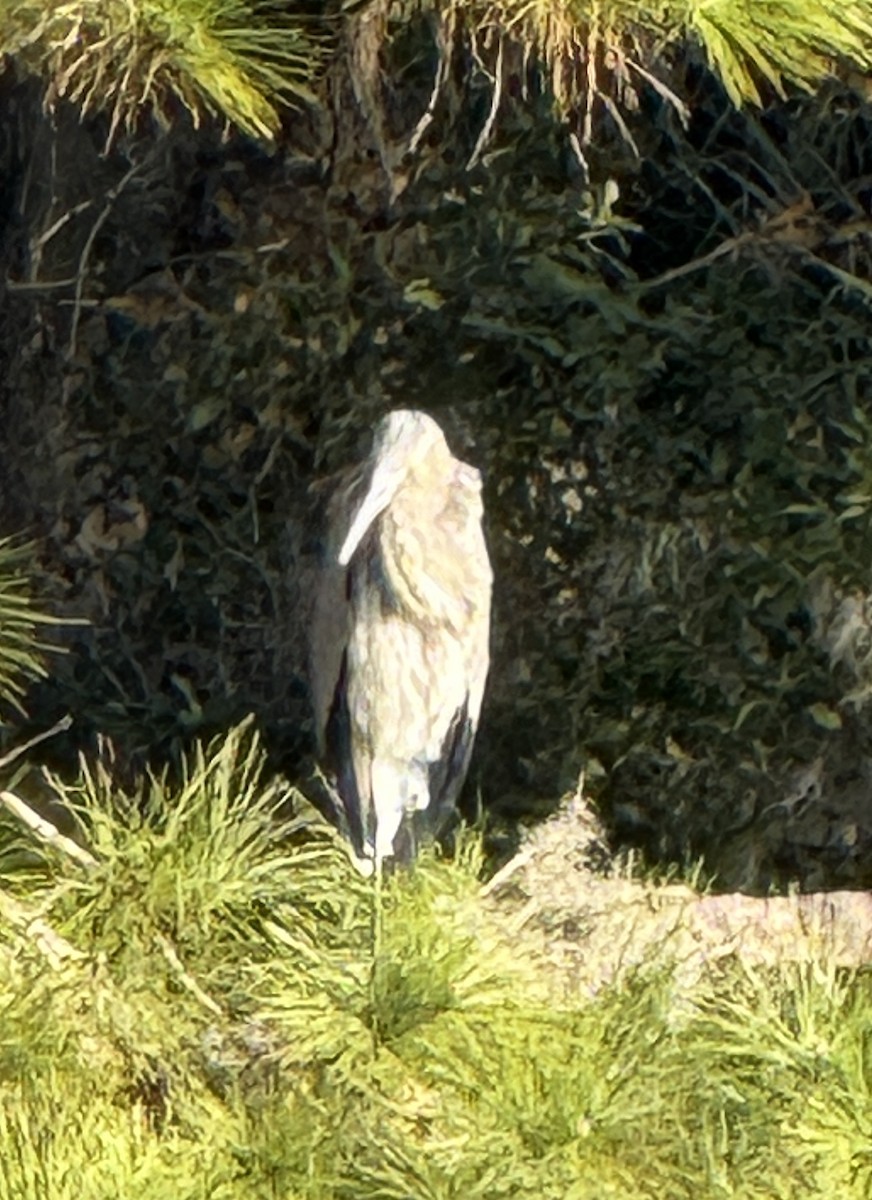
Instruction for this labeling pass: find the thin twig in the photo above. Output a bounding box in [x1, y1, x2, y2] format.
[408, 13, 452, 156]
[637, 233, 751, 291]
[480, 849, 534, 897]
[598, 91, 640, 158]
[582, 10, 598, 146]
[0, 788, 98, 869]
[793, 246, 872, 302]
[254, 435, 282, 487]
[468, 38, 504, 170]
[568, 131, 590, 185]
[6, 276, 82, 291]
[67, 160, 144, 359]
[0, 887, 86, 968]
[156, 934, 223, 1016]
[0, 714, 73, 771]
[255, 239, 290, 254]
[625, 57, 690, 126]
[29, 200, 94, 258]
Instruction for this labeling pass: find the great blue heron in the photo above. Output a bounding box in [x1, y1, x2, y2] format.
[311, 410, 492, 868]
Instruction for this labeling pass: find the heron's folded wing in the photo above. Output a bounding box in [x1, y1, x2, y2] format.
[309, 559, 350, 755]
[427, 695, 478, 833]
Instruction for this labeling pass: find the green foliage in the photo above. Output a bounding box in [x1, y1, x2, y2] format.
[6, 0, 872, 893]
[8, 60, 872, 888]
[453, 0, 872, 113]
[682, 0, 872, 105]
[5, 0, 872, 144]
[35, 719, 349, 963]
[0, 722, 871, 1197]
[0, 0, 324, 143]
[0, 537, 60, 714]
[387, 80, 872, 886]
[468, 0, 872, 116]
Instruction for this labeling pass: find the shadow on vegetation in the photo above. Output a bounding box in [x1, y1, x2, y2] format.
[4, 57, 872, 893]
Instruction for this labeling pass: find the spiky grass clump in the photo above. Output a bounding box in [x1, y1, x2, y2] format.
[1, 0, 325, 144]
[6, 0, 872, 146]
[0, 536, 61, 714]
[683, 0, 872, 105]
[467, 0, 872, 111]
[0, 721, 871, 1197]
[35, 718, 355, 963]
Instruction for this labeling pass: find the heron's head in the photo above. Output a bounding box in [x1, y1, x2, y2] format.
[338, 410, 449, 566]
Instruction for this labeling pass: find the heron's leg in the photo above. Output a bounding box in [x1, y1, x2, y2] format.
[404, 815, 418, 863]
[349, 849, 376, 877]
[371, 759, 405, 863]
[410, 757, 430, 811]
[368, 840, 386, 1049]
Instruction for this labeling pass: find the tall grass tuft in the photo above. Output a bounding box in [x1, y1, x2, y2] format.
[2, 0, 325, 144]
[0, 537, 60, 714]
[0, 720, 870, 1196]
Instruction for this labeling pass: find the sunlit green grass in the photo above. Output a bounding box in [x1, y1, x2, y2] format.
[4, 0, 872, 143]
[0, 536, 65, 715]
[0, 720, 869, 1198]
[1, 0, 324, 144]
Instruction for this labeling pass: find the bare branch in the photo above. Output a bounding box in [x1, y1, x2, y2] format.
[479, 849, 534, 897]
[0, 888, 86, 969]
[7, 277, 82, 292]
[582, 15, 597, 146]
[408, 13, 453, 156]
[598, 91, 640, 158]
[468, 38, 504, 170]
[568, 131, 590, 185]
[0, 714, 73, 771]
[156, 934, 223, 1016]
[67, 160, 144, 359]
[0, 788, 98, 869]
[638, 233, 751, 291]
[625, 57, 690, 126]
[29, 200, 94, 257]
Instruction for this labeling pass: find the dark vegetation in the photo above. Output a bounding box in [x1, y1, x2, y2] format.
[4, 39, 872, 887]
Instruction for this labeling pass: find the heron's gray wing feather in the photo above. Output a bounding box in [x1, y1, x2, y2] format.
[323, 647, 370, 855]
[427, 697, 477, 834]
[308, 559, 350, 756]
[309, 558, 370, 855]
[309, 465, 368, 754]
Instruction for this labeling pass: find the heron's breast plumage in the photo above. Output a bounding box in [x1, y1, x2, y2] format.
[378, 466, 491, 636]
[346, 567, 474, 760]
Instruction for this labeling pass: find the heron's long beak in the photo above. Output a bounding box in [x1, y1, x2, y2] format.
[338, 458, 403, 566]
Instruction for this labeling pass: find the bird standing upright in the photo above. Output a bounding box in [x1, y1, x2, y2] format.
[311, 410, 492, 867]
